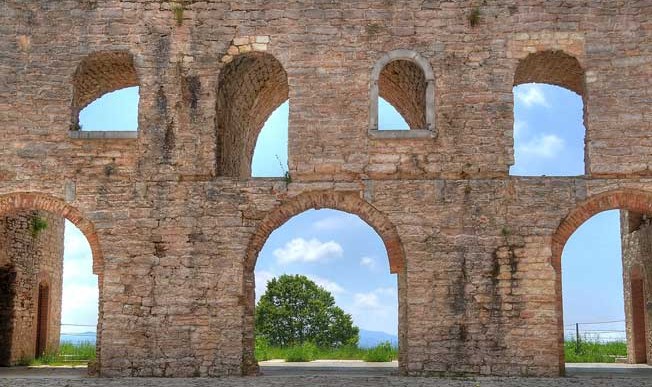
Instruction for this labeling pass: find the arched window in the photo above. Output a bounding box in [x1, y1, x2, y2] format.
[511, 50, 585, 176]
[71, 51, 139, 137]
[216, 52, 288, 178]
[251, 101, 289, 178]
[369, 50, 435, 135]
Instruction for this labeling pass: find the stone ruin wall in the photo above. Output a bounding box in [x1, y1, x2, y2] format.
[0, 211, 64, 365]
[0, 0, 651, 377]
[620, 211, 652, 365]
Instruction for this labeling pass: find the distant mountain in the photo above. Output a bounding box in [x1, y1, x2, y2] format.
[358, 329, 398, 348]
[60, 332, 96, 344]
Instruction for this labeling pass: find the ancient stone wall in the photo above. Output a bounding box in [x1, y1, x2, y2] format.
[0, 0, 651, 378]
[0, 211, 64, 365]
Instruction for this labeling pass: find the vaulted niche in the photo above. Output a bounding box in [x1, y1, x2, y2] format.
[216, 52, 289, 178]
[71, 51, 139, 133]
[370, 50, 435, 135]
[510, 50, 586, 176]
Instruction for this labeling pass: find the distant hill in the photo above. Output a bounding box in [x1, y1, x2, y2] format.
[60, 332, 96, 344]
[358, 329, 398, 348]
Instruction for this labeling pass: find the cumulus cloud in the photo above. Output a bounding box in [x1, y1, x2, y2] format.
[313, 216, 345, 231]
[255, 270, 276, 301]
[513, 120, 527, 137]
[518, 134, 565, 158]
[61, 221, 98, 331]
[349, 287, 399, 334]
[61, 283, 98, 331]
[308, 275, 345, 295]
[360, 256, 376, 270]
[515, 84, 549, 108]
[273, 238, 343, 264]
[353, 288, 396, 310]
[312, 211, 364, 231]
[354, 292, 382, 310]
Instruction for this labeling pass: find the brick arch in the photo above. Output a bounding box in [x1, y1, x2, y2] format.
[241, 191, 406, 375]
[216, 52, 289, 178]
[550, 189, 652, 374]
[244, 191, 405, 274]
[0, 192, 103, 273]
[369, 49, 435, 132]
[71, 50, 139, 130]
[552, 189, 652, 270]
[514, 50, 585, 96]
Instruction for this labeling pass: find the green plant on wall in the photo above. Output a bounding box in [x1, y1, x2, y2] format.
[173, 4, 184, 26]
[468, 7, 480, 27]
[30, 215, 48, 237]
[276, 154, 291, 186]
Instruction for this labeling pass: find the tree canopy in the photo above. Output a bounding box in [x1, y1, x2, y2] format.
[255, 274, 359, 347]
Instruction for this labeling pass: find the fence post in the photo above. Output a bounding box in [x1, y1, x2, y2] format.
[575, 322, 580, 352]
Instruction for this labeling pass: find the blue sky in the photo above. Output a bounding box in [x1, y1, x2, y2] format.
[63, 83, 625, 340]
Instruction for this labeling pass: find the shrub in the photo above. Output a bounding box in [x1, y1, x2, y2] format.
[255, 336, 270, 361]
[363, 342, 396, 362]
[285, 342, 318, 362]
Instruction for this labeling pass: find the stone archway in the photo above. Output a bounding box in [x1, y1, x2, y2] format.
[551, 189, 652, 373]
[0, 192, 104, 368]
[0, 192, 103, 273]
[241, 190, 406, 375]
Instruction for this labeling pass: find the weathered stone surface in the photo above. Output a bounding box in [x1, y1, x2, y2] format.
[0, 0, 650, 379]
[0, 211, 63, 365]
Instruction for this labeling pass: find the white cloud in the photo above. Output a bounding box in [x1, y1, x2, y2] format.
[360, 256, 376, 270]
[515, 84, 550, 108]
[513, 120, 527, 138]
[313, 216, 345, 231]
[354, 292, 382, 310]
[353, 287, 397, 310]
[518, 134, 565, 158]
[273, 238, 343, 264]
[349, 287, 399, 334]
[307, 274, 345, 295]
[61, 283, 98, 331]
[374, 287, 396, 296]
[255, 270, 276, 301]
[61, 220, 98, 331]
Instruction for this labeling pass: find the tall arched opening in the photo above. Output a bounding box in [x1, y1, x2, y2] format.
[216, 52, 289, 178]
[552, 190, 652, 374]
[242, 191, 406, 375]
[0, 193, 103, 368]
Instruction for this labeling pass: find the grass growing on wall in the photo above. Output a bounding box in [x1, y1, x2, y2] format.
[564, 341, 627, 363]
[255, 338, 397, 362]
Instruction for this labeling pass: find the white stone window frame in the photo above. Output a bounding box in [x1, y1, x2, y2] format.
[369, 49, 436, 139]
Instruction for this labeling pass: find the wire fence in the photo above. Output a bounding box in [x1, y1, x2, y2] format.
[49, 323, 97, 363]
[60, 324, 96, 344]
[564, 319, 626, 344]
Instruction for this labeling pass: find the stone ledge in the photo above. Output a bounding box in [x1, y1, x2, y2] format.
[368, 129, 435, 139]
[68, 131, 138, 140]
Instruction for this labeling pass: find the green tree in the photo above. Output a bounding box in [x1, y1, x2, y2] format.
[255, 274, 359, 347]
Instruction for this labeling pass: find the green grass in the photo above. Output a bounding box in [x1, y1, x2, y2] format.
[255, 338, 397, 363]
[30, 342, 96, 366]
[564, 340, 627, 363]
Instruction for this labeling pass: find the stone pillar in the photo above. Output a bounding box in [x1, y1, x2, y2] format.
[0, 210, 64, 365]
[620, 210, 652, 365]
